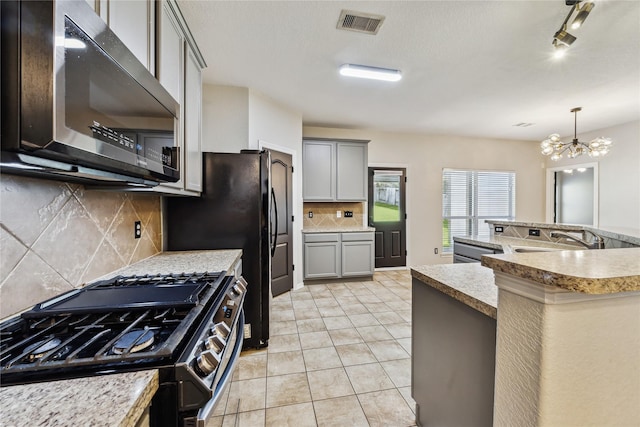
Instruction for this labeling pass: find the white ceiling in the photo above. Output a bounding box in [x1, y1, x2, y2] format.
[178, 0, 640, 141]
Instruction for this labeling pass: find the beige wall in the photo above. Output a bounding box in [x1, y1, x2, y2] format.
[0, 175, 162, 318]
[303, 126, 546, 266]
[544, 120, 640, 233]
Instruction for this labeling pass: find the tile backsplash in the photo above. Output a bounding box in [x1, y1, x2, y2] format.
[0, 175, 162, 318]
[303, 202, 365, 229]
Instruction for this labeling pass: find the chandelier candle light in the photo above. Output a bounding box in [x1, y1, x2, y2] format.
[541, 107, 612, 161]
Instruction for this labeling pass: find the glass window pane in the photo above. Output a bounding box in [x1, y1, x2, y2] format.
[373, 171, 401, 222]
[442, 168, 516, 253]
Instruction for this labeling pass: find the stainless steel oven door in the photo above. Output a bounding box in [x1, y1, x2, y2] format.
[190, 311, 244, 426]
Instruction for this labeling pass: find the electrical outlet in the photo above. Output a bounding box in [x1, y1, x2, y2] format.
[434, 248, 439, 254]
[495, 226, 504, 233]
[529, 228, 541, 237]
[134, 221, 142, 239]
[344, 211, 353, 218]
[243, 323, 251, 339]
[308, 211, 313, 218]
[336, 210, 341, 218]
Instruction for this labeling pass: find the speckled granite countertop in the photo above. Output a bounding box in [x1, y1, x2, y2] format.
[484, 220, 640, 246]
[411, 264, 497, 319]
[454, 235, 579, 252]
[302, 226, 375, 233]
[103, 249, 242, 277]
[0, 370, 158, 427]
[0, 250, 241, 427]
[482, 248, 640, 294]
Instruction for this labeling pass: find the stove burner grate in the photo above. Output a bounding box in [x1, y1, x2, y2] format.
[112, 329, 155, 355]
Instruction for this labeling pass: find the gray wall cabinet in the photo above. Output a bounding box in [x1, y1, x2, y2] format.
[302, 141, 335, 201]
[304, 232, 374, 279]
[154, 0, 206, 196]
[303, 139, 369, 202]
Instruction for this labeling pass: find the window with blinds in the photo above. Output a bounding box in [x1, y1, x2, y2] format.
[442, 169, 516, 253]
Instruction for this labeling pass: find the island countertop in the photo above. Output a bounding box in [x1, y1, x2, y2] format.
[0, 249, 242, 427]
[482, 247, 640, 294]
[411, 264, 497, 318]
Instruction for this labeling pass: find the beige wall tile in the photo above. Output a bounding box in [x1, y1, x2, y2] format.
[303, 202, 365, 229]
[32, 196, 104, 285]
[0, 252, 73, 318]
[0, 227, 27, 276]
[0, 176, 162, 317]
[0, 175, 72, 246]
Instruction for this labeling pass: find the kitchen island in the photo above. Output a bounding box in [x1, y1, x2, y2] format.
[0, 249, 242, 427]
[411, 264, 497, 427]
[411, 246, 640, 427]
[482, 247, 640, 426]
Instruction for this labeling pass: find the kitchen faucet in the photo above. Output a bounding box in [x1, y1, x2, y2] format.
[550, 230, 605, 249]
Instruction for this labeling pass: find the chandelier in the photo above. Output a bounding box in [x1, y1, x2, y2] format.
[540, 107, 612, 161]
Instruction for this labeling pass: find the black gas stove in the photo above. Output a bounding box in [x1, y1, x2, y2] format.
[0, 271, 247, 426]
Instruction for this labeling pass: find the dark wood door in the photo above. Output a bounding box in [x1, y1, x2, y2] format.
[368, 168, 407, 268]
[269, 149, 294, 297]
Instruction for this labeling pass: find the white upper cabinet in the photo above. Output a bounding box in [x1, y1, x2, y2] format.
[184, 45, 203, 192]
[85, 0, 155, 73]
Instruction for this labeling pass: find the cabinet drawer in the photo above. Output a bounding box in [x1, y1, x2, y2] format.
[304, 233, 340, 243]
[341, 232, 374, 242]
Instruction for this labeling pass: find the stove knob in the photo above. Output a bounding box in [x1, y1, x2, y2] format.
[231, 278, 247, 296]
[205, 335, 226, 353]
[211, 322, 231, 340]
[196, 350, 220, 376]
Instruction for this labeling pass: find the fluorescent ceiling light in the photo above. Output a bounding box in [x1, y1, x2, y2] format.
[339, 64, 402, 82]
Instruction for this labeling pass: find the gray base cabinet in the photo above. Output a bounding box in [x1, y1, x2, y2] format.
[304, 234, 341, 279]
[304, 232, 374, 280]
[341, 233, 374, 277]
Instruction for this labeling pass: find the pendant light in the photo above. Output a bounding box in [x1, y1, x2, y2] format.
[540, 107, 613, 161]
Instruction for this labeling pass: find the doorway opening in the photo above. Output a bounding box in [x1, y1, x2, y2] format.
[368, 168, 407, 268]
[546, 162, 598, 227]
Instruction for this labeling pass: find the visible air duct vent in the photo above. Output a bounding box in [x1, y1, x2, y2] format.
[337, 10, 385, 35]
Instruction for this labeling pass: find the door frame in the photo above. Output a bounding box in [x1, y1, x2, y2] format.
[258, 139, 303, 289]
[369, 162, 411, 269]
[545, 161, 599, 227]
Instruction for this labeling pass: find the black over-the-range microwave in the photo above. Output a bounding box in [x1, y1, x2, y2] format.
[1, 0, 180, 187]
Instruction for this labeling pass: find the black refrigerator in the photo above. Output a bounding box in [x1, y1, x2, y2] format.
[166, 151, 271, 349]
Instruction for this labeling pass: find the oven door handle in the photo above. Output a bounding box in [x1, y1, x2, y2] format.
[196, 310, 245, 426]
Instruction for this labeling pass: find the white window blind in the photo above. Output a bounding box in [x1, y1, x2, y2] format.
[442, 169, 515, 253]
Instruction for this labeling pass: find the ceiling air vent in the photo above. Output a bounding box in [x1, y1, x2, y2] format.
[337, 10, 385, 35]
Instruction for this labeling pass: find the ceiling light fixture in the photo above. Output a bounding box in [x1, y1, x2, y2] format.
[540, 107, 613, 161]
[339, 64, 402, 82]
[571, 1, 594, 29]
[551, 1, 595, 58]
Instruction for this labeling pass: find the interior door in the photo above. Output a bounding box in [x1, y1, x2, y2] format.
[269, 149, 294, 296]
[368, 168, 407, 268]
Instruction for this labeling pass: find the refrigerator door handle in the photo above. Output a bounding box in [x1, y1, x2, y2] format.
[270, 188, 278, 257]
